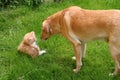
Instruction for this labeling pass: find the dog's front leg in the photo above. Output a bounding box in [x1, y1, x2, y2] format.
[63, 11, 82, 73]
[66, 34, 82, 73]
[72, 42, 82, 73]
[72, 41, 86, 60]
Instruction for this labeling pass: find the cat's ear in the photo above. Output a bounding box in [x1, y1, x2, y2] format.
[31, 31, 35, 35]
[31, 31, 36, 38]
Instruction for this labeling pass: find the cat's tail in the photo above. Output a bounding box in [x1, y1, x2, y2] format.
[39, 50, 46, 55]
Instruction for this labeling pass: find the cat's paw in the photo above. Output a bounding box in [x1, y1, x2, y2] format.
[39, 50, 46, 55]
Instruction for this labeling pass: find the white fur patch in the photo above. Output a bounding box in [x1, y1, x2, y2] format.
[39, 50, 46, 55]
[72, 56, 76, 60]
[32, 42, 37, 46]
[109, 73, 114, 76]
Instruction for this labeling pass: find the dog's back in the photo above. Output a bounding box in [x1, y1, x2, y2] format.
[62, 6, 120, 41]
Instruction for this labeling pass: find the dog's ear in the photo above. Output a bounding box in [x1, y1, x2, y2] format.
[46, 24, 50, 33]
[46, 24, 53, 34]
[43, 19, 54, 34]
[45, 21, 53, 34]
[45, 24, 51, 33]
[43, 21, 50, 33]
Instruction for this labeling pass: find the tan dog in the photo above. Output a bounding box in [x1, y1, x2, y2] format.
[41, 6, 120, 75]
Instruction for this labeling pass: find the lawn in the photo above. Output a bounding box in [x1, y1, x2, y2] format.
[0, 0, 120, 80]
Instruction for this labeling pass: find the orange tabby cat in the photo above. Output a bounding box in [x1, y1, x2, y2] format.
[18, 31, 46, 58]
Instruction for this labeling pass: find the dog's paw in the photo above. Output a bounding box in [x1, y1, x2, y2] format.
[73, 69, 79, 73]
[109, 73, 114, 76]
[39, 50, 46, 55]
[72, 56, 76, 60]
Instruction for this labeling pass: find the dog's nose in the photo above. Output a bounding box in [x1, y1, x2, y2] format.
[41, 37, 48, 40]
[44, 37, 48, 40]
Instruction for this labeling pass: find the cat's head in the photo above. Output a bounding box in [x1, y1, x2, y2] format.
[23, 31, 36, 45]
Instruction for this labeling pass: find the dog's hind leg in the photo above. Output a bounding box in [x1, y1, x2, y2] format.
[109, 40, 120, 75]
[81, 41, 87, 58]
[114, 57, 120, 75]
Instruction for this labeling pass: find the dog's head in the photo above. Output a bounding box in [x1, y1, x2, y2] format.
[41, 15, 61, 40]
[41, 20, 51, 40]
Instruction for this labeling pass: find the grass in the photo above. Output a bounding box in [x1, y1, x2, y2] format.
[0, 0, 120, 80]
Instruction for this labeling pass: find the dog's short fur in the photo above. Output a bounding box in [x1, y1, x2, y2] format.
[18, 31, 45, 58]
[41, 6, 120, 75]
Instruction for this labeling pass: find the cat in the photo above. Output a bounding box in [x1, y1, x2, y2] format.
[18, 31, 46, 58]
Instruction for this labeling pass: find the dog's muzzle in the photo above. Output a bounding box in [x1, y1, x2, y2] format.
[41, 37, 48, 40]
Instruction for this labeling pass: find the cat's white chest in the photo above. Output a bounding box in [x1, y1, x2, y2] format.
[32, 42, 37, 47]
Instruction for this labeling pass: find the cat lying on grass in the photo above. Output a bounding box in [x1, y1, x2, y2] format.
[18, 31, 46, 58]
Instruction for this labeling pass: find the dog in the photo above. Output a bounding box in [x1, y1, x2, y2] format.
[41, 6, 120, 75]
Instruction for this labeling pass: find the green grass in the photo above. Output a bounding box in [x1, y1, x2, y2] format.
[0, 0, 120, 80]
